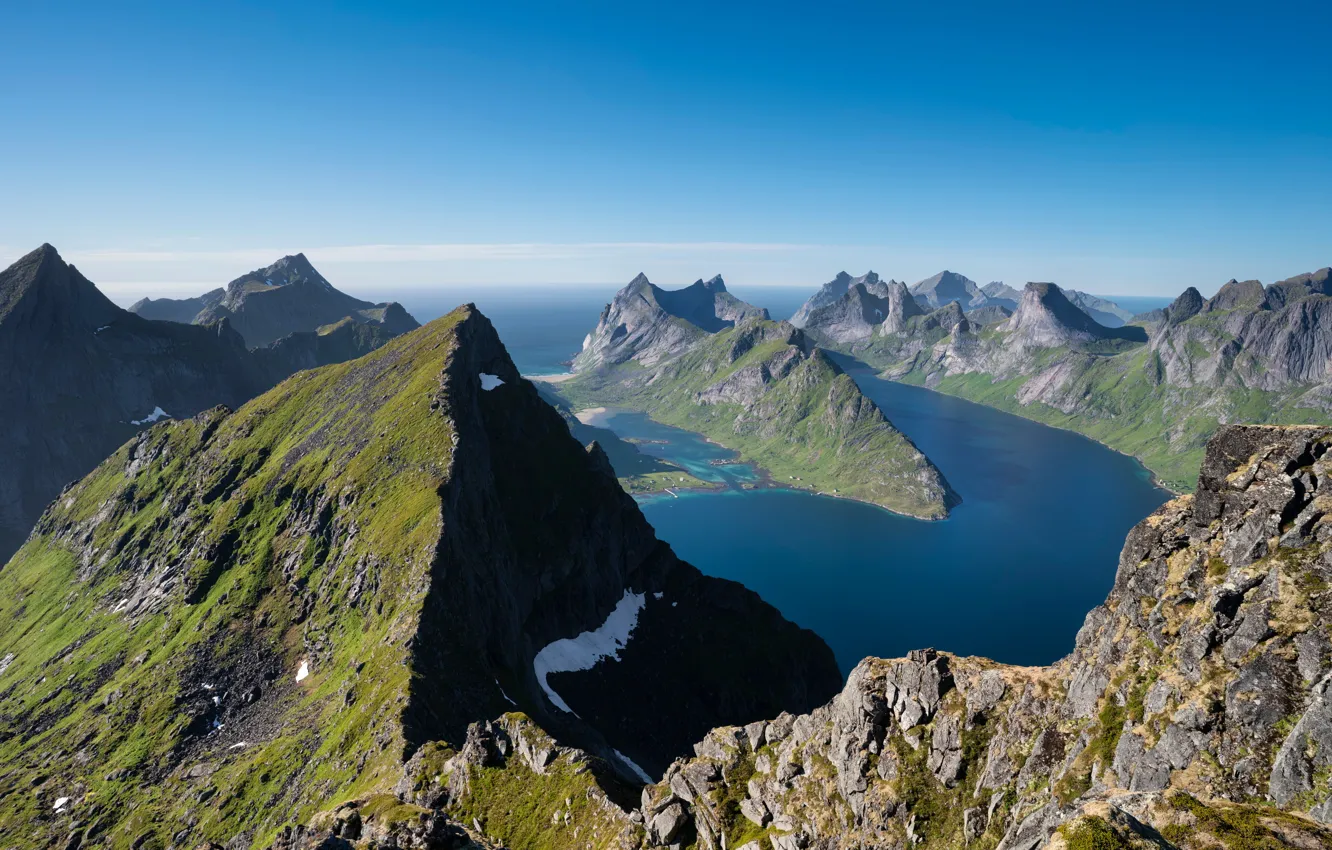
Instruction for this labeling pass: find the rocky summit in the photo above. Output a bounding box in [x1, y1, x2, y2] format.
[0, 306, 839, 850]
[634, 424, 1332, 849]
[0, 245, 415, 565]
[130, 253, 419, 349]
[573, 273, 769, 371]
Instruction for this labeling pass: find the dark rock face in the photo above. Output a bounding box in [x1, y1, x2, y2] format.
[636, 425, 1332, 849]
[573, 273, 769, 370]
[1166, 286, 1205, 324]
[129, 253, 420, 348]
[0, 306, 839, 848]
[0, 245, 414, 564]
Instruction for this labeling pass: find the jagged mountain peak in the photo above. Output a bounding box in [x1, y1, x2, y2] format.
[693, 274, 727, 293]
[223, 252, 333, 297]
[791, 270, 885, 328]
[0, 305, 838, 845]
[0, 242, 120, 327]
[574, 273, 767, 369]
[910, 269, 990, 310]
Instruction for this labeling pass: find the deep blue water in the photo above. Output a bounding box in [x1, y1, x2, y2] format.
[577, 409, 761, 486]
[404, 285, 1170, 672]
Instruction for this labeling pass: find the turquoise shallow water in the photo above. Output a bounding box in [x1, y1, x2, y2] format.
[405, 288, 1171, 672]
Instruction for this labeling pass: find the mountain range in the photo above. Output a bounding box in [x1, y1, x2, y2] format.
[560, 274, 958, 519]
[0, 306, 839, 849]
[794, 268, 1332, 491]
[5, 332, 1332, 848]
[129, 253, 419, 348]
[0, 245, 420, 564]
[4, 248, 1332, 849]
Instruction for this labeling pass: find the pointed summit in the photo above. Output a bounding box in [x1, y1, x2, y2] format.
[628, 272, 652, 287]
[910, 269, 989, 310]
[1166, 286, 1205, 324]
[702, 274, 726, 293]
[0, 242, 120, 328]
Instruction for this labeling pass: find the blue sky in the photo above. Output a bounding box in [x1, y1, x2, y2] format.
[1, 0, 1329, 297]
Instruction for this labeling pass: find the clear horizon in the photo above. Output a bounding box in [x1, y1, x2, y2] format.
[3, 1, 1330, 297]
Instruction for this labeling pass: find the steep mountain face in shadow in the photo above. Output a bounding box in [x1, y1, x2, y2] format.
[0, 246, 414, 563]
[130, 253, 419, 348]
[0, 306, 840, 849]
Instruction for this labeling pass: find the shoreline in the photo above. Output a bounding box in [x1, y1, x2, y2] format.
[873, 368, 1181, 498]
[527, 372, 577, 384]
[569, 405, 951, 522]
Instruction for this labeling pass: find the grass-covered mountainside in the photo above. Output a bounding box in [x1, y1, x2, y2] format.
[130, 253, 419, 348]
[801, 272, 1332, 492]
[0, 245, 416, 565]
[561, 315, 957, 520]
[562, 274, 956, 519]
[636, 425, 1332, 849]
[0, 305, 840, 850]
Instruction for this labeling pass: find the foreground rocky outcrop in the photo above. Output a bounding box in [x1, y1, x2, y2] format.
[130, 253, 419, 348]
[634, 425, 1332, 849]
[0, 245, 417, 564]
[0, 306, 839, 849]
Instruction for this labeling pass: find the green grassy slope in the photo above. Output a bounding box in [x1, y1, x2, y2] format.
[558, 319, 957, 519]
[0, 313, 471, 848]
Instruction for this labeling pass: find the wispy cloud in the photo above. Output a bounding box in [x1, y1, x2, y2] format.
[68, 241, 827, 265]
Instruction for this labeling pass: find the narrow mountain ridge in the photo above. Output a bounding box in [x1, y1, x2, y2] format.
[0, 306, 840, 849]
